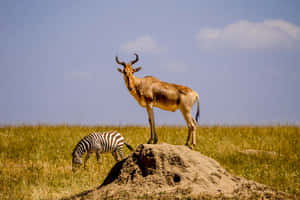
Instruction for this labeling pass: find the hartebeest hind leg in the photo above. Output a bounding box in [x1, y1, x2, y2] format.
[180, 108, 197, 149]
[146, 103, 158, 144]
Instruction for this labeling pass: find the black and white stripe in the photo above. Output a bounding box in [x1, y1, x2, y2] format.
[72, 131, 133, 171]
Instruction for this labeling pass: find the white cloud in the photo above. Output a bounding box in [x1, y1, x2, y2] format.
[120, 35, 167, 54]
[196, 20, 300, 49]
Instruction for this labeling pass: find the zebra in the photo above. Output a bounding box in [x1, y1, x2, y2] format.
[72, 131, 133, 172]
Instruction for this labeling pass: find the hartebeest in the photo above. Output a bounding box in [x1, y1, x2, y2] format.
[116, 53, 200, 148]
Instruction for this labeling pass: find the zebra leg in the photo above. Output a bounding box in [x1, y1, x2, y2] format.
[117, 148, 124, 160]
[112, 151, 119, 161]
[96, 151, 101, 164]
[84, 151, 92, 169]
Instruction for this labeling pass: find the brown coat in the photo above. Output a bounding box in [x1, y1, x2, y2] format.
[116, 54, 199, 148]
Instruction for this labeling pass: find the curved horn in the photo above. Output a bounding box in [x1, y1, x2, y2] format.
[130, 53, 139, 65]
[115, 56, 126, 67]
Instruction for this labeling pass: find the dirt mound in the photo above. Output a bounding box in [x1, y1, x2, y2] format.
[67, 143, 295, 200]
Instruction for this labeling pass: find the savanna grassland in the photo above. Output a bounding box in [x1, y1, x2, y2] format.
[0, 125, 299, 200]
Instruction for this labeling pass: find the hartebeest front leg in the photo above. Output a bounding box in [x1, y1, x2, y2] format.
[146, 103, 158, 144]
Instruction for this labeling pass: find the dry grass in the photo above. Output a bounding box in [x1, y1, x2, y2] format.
[0, 125, 299, 199]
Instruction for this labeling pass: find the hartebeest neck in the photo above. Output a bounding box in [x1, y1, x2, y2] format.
[125, 74, 141, 94]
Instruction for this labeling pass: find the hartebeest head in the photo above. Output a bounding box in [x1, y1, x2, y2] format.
[116, 53, 142, 91]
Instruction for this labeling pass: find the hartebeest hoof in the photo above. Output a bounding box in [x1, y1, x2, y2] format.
[185, 144, 195, 150]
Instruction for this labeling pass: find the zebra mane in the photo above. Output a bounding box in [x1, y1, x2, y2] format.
[72, 137, 88, 157]
[72, 145, 78, 156]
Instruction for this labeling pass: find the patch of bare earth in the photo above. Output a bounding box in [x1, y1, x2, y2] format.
[64, 143, 295, 200]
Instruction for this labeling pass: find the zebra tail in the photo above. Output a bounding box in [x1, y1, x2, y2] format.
[124, 142, 134, 151]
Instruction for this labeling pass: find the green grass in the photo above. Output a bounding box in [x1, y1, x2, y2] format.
[0, 125, 299, 199]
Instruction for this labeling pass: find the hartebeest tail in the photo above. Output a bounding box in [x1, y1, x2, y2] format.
[195, 95, 200, 123]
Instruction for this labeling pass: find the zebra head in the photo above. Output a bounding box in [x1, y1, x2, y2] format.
[72, 152, 83, 172]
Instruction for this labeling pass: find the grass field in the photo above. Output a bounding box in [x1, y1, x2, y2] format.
[0, 125, 299, 199]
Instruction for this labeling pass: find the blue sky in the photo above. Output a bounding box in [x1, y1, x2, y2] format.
[1, 1, 300, 125]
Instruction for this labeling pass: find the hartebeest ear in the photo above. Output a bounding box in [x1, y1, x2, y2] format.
[117, 68, 124, 73]
[133, 67, 142, 73]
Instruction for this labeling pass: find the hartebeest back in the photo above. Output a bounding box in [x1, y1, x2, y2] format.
[116, 53, 200, 148]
